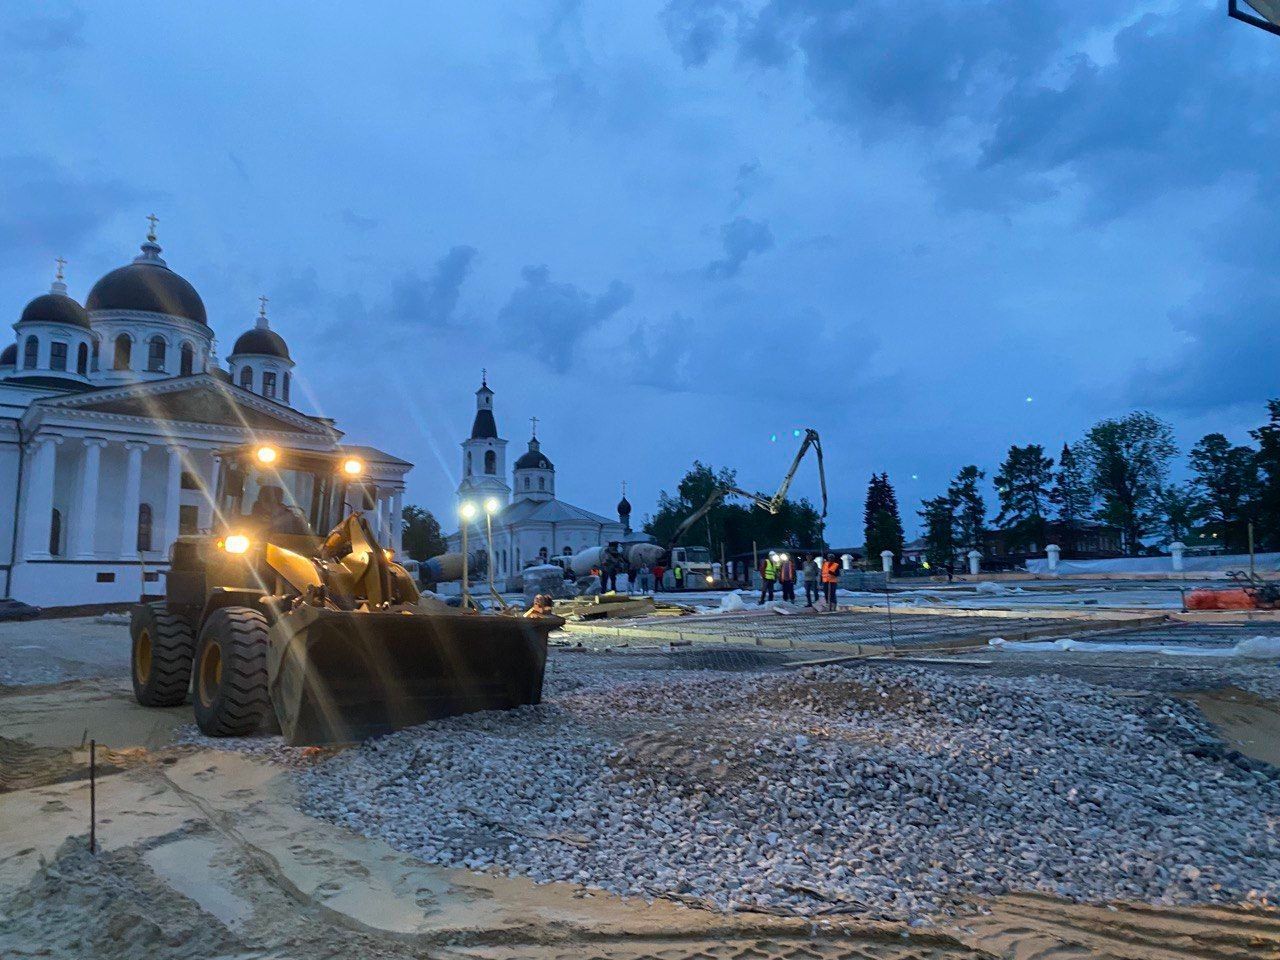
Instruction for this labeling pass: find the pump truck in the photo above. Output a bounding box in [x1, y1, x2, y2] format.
[129, 443, 561, 745]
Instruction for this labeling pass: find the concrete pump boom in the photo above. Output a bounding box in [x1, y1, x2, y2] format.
[664, 428, 827, 552]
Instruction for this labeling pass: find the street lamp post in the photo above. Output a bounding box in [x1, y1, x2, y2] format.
[484, 497, 502, 605]
[459, 501, 477, 610]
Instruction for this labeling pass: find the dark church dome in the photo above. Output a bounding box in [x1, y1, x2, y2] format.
[85, 235, 207, 325]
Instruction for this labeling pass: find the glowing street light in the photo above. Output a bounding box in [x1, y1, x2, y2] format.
[483, 497, 502, 602]
[459, 501, 478, 610]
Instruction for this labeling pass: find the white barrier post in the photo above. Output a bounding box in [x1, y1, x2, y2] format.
[1170, 541, 1185, 573]
[881, 549, 894, 574]
[967, 549, 981, 576]
[1046, 543, 1060, 574]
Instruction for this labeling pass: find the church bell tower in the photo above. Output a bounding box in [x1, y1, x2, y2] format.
[458, 370, 510, 505]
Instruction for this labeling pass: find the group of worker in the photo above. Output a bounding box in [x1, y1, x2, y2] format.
[593, 563, 683, 594]
[758, 552, 841, 610]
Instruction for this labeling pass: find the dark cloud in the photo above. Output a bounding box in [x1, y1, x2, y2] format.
[4, 6, 85, 52]
[498, 265, 633, 372]
[731, 159, 761, 209]
[0, 155, 139, 260]
[341, 208, 379, 231]
[388, 245, 477, 327]
[661, 0, 739, 67]
[705, 216, 773, 279]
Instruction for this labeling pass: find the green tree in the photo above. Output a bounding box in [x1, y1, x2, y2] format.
[1251, 401, 1280, 549]
[1049, 443, 1092, 553]
[948, 465, 987, 553]
[993, 444, 1054, 551]
[863, 473, 905, 569]
[401, 504, 447, 560]
[1077, 412, 1178, 555]
[919, 495, 957, 571]
[1152, 483, 1205, 546]
[1189, 433, 1260, 552]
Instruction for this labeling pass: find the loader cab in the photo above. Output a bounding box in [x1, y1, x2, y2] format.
[214, 445, 365, 542]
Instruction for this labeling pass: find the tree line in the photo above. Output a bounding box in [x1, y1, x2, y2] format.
[899, 402, 1280, 565]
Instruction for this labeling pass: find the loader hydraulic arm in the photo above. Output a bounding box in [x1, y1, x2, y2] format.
[664, 428, 828, 551]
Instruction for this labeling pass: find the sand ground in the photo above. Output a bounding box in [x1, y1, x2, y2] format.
[2, 614, 1279, 958]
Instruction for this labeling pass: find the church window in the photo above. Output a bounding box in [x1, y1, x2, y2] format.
[180, 341, 194, 376]
[49, 509, 62, 556]
[538, 476, 545, 491]
[239, 366, 253, 390]
[113, 334, 132, 370]
[484, 450, 496, 475]
[136, 504, 153, 552]
[90, 338, 100, 372]
[49, 341, 68, 371]
[76, 342, 88, 376]
[180, 471, 200, 491]
[147, 336, 166, 372]
[262, 371, 277, 399]
[179, 504, 199, 535]
[465, 451, 472, 476]
[282, 371, 291, 403]
[22, 336, 37, 370]
[523, 476, 530, 490]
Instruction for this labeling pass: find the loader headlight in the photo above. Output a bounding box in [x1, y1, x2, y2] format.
[223, 534, 251, 554]
[255, 445, 278, 465]
[383, 548, 395, 561]
[342, 457, 364, 476]
[706, 575, 714, 584]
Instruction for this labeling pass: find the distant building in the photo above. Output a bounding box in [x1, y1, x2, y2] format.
[983, 521, 1122, 568]
[446, 376, 624, 578]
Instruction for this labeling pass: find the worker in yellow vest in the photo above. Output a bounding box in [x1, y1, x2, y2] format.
[758, 553, 778, 605]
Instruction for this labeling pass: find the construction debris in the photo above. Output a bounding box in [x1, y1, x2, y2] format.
[553, 594, 697, 622]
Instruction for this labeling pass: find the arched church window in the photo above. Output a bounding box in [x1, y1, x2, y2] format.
[524, 476, 530, 490]
[113, 334, 131, 370]
[76, 342, 88, 376]
[180, 341, 194, 376]
[282, 372, 291, 404]
[239, 366, 253, 390]
[90, 338, 100, 372]
[22, 336, 37, 370]
[484, 450, 496, 475]
[49, 509, 62, 556]
[262, 371, 277, 399]
[147, 336, 166, 372]
[50, 342, 67, 371]
[136, 503, 153, 553]
[538, 476, 545, 491]
[465, 451, 472, 476]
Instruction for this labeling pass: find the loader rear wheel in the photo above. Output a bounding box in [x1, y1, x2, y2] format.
[130, 603, 195, 707]
[193, 607, 271, 737]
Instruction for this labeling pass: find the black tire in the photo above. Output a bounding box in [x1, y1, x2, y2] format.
[130, 603, 195, 707]
[192, 607, 272, 737]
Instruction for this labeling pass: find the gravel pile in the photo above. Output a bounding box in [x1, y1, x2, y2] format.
[297, 662, 1280, 919]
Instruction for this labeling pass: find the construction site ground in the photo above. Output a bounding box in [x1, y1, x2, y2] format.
[2, 588, 1280, 959]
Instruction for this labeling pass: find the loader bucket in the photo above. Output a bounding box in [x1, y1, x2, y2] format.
[267, 605, 560, 746]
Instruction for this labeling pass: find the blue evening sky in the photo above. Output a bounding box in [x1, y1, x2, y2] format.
[3, 1, 1277, 541]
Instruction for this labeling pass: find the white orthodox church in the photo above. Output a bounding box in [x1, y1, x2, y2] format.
[0, 221, 412, 607]
[446, 376, 626, 579]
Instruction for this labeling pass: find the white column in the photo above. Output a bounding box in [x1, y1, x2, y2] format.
[880, 549, 894, 574]
[202, 452, 221, 531]
[70, 438, 107, 559]
[390, 488, 404, 553]
[120, 442, 147, 558]
[967, 549, 982, 575]
[1046, 543, 1060, 574]
[162, 445, 185, 554]
[1170, 541, 1185, 573]
[22, 436, 61, 560]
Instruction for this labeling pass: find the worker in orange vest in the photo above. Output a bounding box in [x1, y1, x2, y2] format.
[821, 554, 841, 611]
[777, 553, 796, 603]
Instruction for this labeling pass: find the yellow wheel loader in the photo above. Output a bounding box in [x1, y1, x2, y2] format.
[129, 444, 561, 745]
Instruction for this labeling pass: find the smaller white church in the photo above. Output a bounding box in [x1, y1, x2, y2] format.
[446, 376, 626, 578]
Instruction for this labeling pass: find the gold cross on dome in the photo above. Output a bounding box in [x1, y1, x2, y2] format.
[54, 256, 66, 280]
[258, 295, 269, 316]
[530, 416, 538, 438]
[146, 213, 159, 240]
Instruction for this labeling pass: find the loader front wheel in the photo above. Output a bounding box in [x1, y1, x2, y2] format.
[193, 607, 271, 737]
[130, 603, 195, 707]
